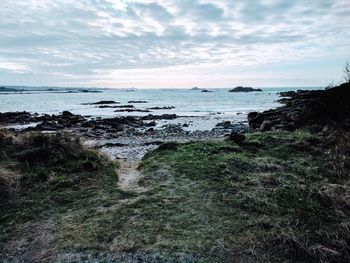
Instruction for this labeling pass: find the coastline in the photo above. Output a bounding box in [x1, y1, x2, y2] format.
[1, 83, 349, 262]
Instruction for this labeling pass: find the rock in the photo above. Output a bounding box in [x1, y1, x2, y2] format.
[248, 82, 350, 132]
[62, 111, 74, 117]
[147, 106, 175, 110]
[201, 89, 212, 93]
[114, 109, 150, 113]
[229, 86, 263, 92]
[97, 105, 134, 109]
[259, 120, 273, 132]
[216, 121, 234, 129]
[82, 100, 119, 105]
[161, 124, 184, 133]
[37, 125, 58, 131]
[141, 114, 177, 120]
[213, 122, 250, 133]
[80, 89, 102, 93]
[247, 112, 258, 120]
[0, 111, 32, 124]
[128, 101, 148, 104]
[229, 132, 246, 144]
[145, 121, 157, 127]
[247, 112, 265, 129]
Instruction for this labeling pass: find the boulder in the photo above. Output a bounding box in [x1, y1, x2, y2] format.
[229, 132, 246, 144]
[259, 120, 273, 132]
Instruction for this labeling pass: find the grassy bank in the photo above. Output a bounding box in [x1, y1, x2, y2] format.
[137, 129, 350, 262]
[1, 129, 349, 262]
[0, 130, 132, 261]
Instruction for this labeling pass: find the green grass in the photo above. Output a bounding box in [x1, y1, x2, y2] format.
[1, 129, 349, 262]
[134, 129, 350, 262]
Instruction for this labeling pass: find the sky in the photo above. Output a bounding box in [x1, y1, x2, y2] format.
[0, 0, 349, 88]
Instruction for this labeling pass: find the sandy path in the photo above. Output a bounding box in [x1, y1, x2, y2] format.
[117, 159, 147, 193]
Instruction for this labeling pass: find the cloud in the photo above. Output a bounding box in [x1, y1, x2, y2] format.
[0, 61, 29, 73]
[0, 0, 349, 87]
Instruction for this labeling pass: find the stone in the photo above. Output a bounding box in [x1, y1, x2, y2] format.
[259, 120, 273, 132]
[229, 132, 246, 144]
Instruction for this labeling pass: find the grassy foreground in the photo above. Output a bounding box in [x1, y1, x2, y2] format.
[138, 130, 350, 262]
[1, 129, 349, 262]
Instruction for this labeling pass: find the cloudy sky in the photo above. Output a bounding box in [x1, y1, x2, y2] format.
[0, 0, 349, 88]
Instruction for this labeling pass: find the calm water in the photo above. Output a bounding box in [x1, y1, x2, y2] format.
[0, 87, 322, 131]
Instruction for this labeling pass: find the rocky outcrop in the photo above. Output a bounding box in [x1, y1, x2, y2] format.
[97, 105, 134, 109]
[128, 101, 148, 104]
[0, 111, 154, 135]
[213, 121, 250, 133]
[82, 101, 119, 105]
[141, 114, 177, 120]
[248, 82, 350, 131]
[147, 106, 175, 110]
[114, 109, 150, 113]
[229, 86, 263, 92]
[0, 111, 33, 124]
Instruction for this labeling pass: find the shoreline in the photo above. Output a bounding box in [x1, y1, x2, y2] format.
[1, 82, 349, 262]
[0, 110, 249, 161]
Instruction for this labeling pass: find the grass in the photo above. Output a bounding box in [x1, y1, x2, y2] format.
[0, 128, 349, 262]
[0, 130, 133, 261]
[135, 129, 350, 262]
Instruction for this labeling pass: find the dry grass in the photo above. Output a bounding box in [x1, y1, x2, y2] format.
[0, 167, 20, 198]
[0, 129, 127, 261]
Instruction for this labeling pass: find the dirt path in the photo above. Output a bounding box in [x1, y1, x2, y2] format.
[117, 159, 147, 193]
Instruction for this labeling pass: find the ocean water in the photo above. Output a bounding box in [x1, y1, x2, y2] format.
[0, 87, 321, 131]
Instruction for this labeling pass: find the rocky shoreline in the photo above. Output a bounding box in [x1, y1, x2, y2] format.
[248, 82, 350, 132]
[0, 110, 248, 160]
[3, 82, 348, 160]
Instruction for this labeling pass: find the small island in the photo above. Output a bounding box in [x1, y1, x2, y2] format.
[229, 86, 263, 92]
[0, 87, 25, 92]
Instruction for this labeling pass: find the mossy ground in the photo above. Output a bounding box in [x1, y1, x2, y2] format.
[0, 129, 349, 262]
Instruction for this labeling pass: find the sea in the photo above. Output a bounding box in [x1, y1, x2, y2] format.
[0, 87, 323, 131]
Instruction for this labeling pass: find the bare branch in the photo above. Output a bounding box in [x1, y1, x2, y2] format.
[344, 62, 350, 83]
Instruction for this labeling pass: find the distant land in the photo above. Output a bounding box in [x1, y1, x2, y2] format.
[0, 87, 25, 92]
[0, 86, 103, 94]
